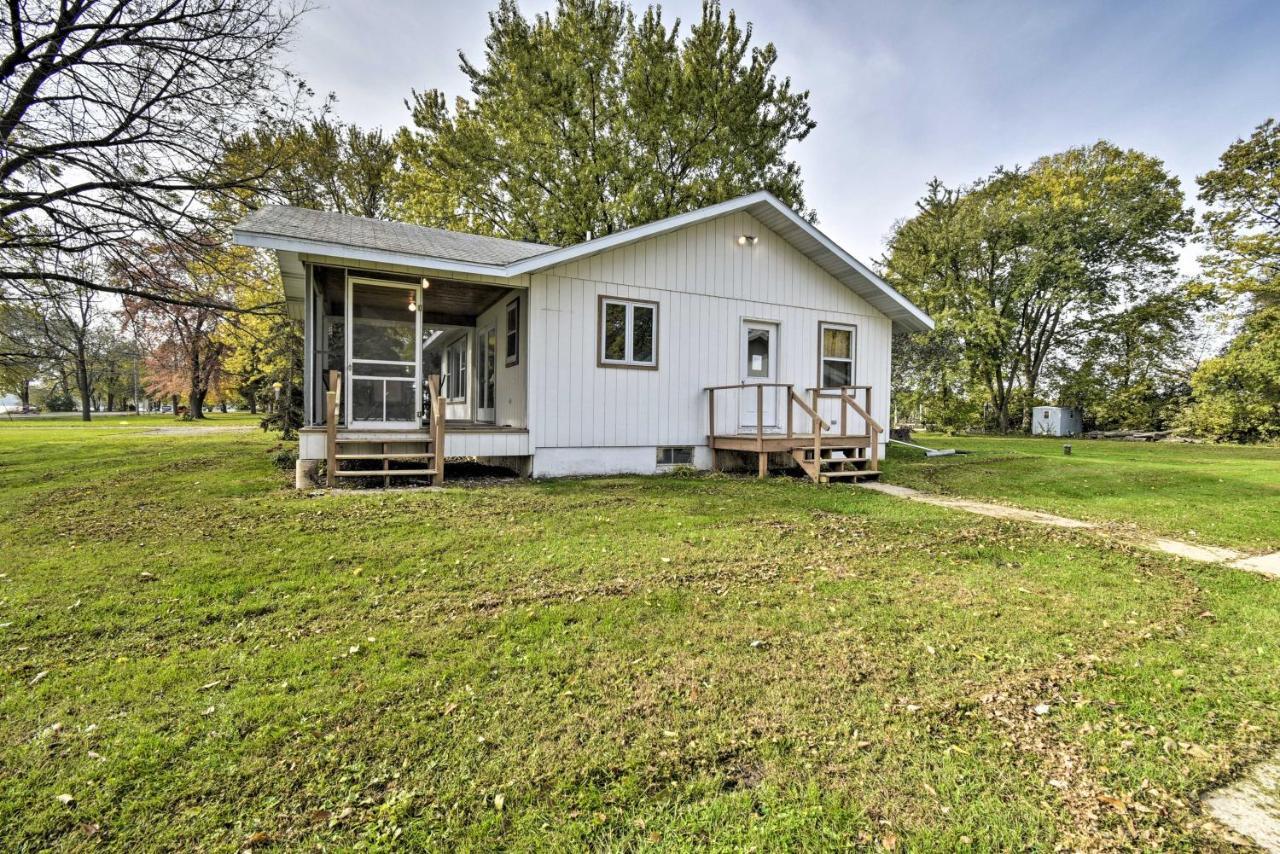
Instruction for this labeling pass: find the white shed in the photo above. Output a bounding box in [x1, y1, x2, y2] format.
[1032, 406, 1083, 437]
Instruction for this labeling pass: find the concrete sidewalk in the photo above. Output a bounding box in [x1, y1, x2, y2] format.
[858, 481, 1280, 579]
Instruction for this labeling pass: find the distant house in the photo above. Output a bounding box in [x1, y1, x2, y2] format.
[0, 394, 23, 414]
[233, 191, 932, 486]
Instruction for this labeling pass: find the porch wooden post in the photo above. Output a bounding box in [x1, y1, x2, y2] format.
[708, 389, 718, 472]
[756, 384, 766, 479]
[325, 369, 339, 488]
[840, 385, 848, 437]
[428, 374, 444, 486]
[811, 387, 822, 474]
[786, 384, 794, 439]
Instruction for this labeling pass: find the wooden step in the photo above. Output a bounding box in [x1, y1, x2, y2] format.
[333, 468, 437, 478]
[335, 438, 432, 445]
[818, 470, 881, 482]
[336, 453, 434, 460]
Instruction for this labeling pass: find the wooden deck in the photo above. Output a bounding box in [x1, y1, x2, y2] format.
[706, 383, 883, 483]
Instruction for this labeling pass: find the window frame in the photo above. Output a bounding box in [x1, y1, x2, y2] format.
[817, 322, 857, 389]
[597, 295, 659, 370]
[445, 334, 469, 402]
[505, 296, 520, 367]
[656, 446, 694, 466]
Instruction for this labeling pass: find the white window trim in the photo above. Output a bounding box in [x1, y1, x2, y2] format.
[819, 322, 857, 388]
[598, 296, 659, 369]
[445, 334, 469, 402]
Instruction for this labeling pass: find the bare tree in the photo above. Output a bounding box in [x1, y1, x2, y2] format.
[0, 0, 307, 307]
[24, 272, 102, 420]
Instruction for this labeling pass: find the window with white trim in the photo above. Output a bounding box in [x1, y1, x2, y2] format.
[820, 323, 855, 387]
[445, 336, 468, 400]
[599, 297, 658, 368]
[505, 297, 520, 366]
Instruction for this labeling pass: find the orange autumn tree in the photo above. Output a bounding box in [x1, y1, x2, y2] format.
[118, 238, 237, 418]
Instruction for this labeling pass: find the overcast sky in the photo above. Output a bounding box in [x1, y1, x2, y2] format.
[287, 0, 1280, 271]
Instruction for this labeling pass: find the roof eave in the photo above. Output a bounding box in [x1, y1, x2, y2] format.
[232, 228, 519, 280]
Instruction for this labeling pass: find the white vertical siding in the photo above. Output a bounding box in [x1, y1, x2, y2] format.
[527, 211, 893, 452]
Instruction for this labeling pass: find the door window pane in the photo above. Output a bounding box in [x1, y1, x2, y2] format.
[746, 328, 770, 377]
[383, 381, 415, 422]
[351, 378, 383, 422]
[351, 283, 416, 361]
[632, 305, 654, 363]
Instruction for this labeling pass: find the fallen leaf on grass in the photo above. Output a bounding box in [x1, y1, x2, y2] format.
[29, 670, 48, 686]
[56, 793, 75, 807]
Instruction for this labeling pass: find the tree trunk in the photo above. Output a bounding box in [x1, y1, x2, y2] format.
[107, 393, 116, 412]
[75, 344, 92, 422]
[19, 380, 29, 406]
[171, 393, 180, 417]
[248, 397, 258, 415]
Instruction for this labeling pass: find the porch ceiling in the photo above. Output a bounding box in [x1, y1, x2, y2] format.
[417, 277, 509, 324]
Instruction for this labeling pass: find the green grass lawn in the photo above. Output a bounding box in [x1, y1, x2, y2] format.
[1, 421, 1278, 850]
[882, 434, 1280, 553]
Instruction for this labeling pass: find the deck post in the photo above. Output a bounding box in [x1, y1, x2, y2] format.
[325, 369, 340, 488]
[811, 387, 822, 480]
[786, 385, 794, 439]
[708, 389, 718, 471]
[840, 385, 848, 436]
[756, 384, 766, 479]
[428, 374, 444, 486]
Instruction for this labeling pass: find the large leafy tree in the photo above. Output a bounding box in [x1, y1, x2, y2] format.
[884, 142, 1193, 431]
[393, 0, 815, 244]
[0, 0, 305, 307]
[1180, 118, 1280, 441]
[221, 116, 398, 218]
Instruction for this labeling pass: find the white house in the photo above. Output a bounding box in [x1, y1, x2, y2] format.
[232, 191, 933, 486]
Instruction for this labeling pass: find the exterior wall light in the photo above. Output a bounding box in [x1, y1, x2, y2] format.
[737, 234, 758, 246]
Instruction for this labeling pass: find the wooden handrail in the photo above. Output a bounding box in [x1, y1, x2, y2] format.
[788, 389, 830, 431]
[839, 392, 883, 434]
[703, 382, 794, 392]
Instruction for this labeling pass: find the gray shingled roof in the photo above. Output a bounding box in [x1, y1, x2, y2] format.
[235, 206, 555, 266]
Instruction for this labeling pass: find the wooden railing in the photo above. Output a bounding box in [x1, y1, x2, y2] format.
[807, 385, 883, 472]
[704, 382, 883, 478]
[324, 370, 448, 487]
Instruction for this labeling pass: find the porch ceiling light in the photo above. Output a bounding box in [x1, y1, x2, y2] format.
[407, 293, 417, 313]
[420, 277, 430, 288]
[737, 234, 758, 246]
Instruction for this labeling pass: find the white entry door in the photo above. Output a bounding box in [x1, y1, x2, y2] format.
[345, 278, 422, 429]
[740, 320, 778, 429]
[476, 324, 497, 423]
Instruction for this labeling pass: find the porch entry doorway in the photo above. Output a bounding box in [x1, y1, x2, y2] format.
[740, 320, 779, 429]
[477, 325, 497, 423]
[345, 278, 422, 429]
